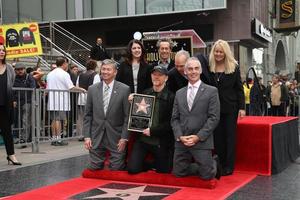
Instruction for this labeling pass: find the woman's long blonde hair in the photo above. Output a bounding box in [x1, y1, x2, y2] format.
[209, 39, 237, 74]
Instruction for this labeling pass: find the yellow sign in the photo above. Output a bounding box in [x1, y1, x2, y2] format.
[0, 22, 43, 58]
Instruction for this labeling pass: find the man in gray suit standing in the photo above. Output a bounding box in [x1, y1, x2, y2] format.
[171, 57, 221, 180]
[83, 59, 130, 170]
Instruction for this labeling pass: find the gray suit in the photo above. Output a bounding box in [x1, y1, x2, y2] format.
[171, 82, 220, 180]
[83, 80, 130, 170]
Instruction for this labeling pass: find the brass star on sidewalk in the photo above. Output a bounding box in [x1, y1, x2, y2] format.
[87, 185, 167, 199]
[135, 98, 150, 114]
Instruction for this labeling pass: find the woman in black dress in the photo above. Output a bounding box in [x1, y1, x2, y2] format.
[209, 39, 245, 176]
[0, 44, 21, 165]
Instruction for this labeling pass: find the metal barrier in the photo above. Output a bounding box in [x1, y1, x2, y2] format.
[12, 88, 85, 152]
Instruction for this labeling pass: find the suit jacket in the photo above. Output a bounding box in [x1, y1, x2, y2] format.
[83, 80, 130, 149]
[171, 82, 220, 149]
[90, 44, 110, 61]
[116, 61, 152, 93]
[209, 66, 245, 114]
[153, 59, 175, 71]
[167, 67, 188, 93]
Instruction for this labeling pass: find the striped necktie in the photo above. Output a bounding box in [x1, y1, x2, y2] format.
[188, 86, 195, 111]
[103, 85, 110, 114]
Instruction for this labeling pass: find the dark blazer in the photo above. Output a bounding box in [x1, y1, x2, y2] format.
[90, 44, 110, 61]
[5, 64, 15, 125]
[83, 81, 130, 148]
[167, 67, 188, 93]
[171, 82, 220, 149]
[209, 66, 245, 114]
[143, 86, 175, 147]
[116, 61, 152, 93]
[153, 59, 175, 71]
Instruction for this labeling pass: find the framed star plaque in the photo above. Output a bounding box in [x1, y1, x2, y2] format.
[128, 94, 156, 132]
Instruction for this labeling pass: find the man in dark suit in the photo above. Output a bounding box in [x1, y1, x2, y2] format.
[153, 38, 175, 71]
[171, 57, 221, 180]
[90, 37, 110, 61]
[167, 50, 189, 93]
[83, 59, 130, 170]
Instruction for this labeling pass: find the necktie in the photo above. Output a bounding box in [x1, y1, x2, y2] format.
[188, 86, 195, 111]
[103, 85, 110, 114]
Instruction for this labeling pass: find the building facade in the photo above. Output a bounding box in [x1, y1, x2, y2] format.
[1, 0, 299, 81]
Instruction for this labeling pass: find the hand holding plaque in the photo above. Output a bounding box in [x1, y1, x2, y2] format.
[128, 94, 155, 132]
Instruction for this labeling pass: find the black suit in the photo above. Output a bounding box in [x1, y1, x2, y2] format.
[167, 67, 188, 93]
[90, 44, 110, 61]
[209, 66, 245, 173]
[153, 59, 175, 71]
[116, 61, 152, 93]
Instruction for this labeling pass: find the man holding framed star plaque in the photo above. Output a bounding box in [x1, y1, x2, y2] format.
[127, 65, 175, 174]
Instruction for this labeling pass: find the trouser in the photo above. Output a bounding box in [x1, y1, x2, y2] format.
[20, 103, 32, 142]
[173, 142, 216, 180]
[0, 106, 15, 156]
[89, 130, 126, 170]
[127, 139, 171, 174]
[271, 104, 285, 116]
[214, 112, 238, 171]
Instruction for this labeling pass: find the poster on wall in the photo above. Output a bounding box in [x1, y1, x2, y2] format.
[0, 22, 43, 58]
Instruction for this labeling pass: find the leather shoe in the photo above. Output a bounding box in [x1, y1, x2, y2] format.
[222, 169, 233, 176]
[213, 155, 222, 180]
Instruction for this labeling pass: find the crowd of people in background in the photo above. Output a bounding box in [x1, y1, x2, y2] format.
[0, 37, 299, 181]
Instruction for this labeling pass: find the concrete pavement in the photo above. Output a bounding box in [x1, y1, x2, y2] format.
[0, 139, 88, 172]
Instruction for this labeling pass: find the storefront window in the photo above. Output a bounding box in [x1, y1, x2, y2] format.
[43, 0, 67, 21]
[2, 0, 18, 24]
[146, 0, 172, 14]
[83, 0, 92, 18]
[67, 0, 76, 20]
[136, 0, 145, 14]
[19, 0, 42, 22]
[118, 0, 127, 16]
[204, 0, 225, 9]
[92, 0, 118, 18]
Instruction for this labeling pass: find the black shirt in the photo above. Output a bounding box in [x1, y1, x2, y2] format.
[0, 70, 7, 106]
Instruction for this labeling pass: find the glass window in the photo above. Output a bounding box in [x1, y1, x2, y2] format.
[83, 0, 92, 18]
[174, 0, 202, 11]
[118, 0, 127, 16]
[19, 0, 42, 22]
[204, 0, 225, 9]
[2, 0, 18, 24]
[67, 0, 76, 20]
[43, 0, 67, 21]
[92, 0, 118, 18]
[146, 0, 172, 14]
[136, 0, 145, 14]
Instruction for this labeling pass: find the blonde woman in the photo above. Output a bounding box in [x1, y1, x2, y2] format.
[209, 39, 245, 176]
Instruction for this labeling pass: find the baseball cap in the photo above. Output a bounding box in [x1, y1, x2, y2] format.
[151, 65, 168, 75]
[14, 62, 26, 69]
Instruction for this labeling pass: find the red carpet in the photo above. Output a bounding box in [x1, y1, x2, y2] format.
[236, 116, 298, 175]
[4, 172, 256, 200]
[82, 169, 217, 189]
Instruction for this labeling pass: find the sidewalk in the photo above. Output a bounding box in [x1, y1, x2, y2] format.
[0, 139, 88, 172]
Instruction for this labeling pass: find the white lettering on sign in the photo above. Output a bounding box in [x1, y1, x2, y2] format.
[259, 24, 271, 38]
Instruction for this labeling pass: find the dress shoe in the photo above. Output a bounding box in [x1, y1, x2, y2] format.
[222, 169, 233, 176]
[7, 156, 22, 165]
[213, 155, 222, 180]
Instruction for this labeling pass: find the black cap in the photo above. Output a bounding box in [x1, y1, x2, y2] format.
[151, 65, 168, 75]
